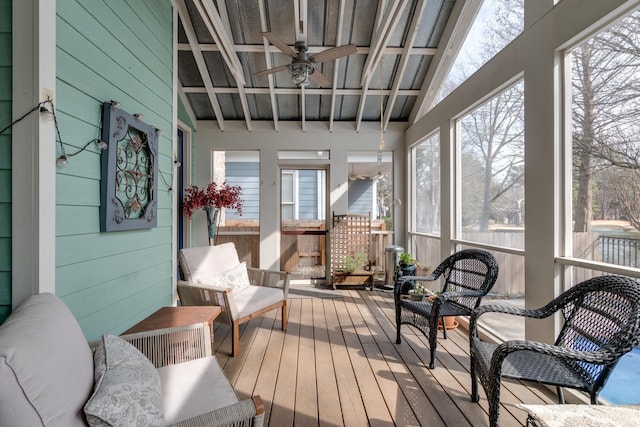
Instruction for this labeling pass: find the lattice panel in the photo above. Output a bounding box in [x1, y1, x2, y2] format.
[331, 212, 372, 273]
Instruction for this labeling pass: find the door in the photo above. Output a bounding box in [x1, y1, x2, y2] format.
[280, 168, 328, 281]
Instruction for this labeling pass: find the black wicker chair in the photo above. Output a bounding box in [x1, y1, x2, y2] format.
[394, 249, 499, 369]
[469, 275, 640, 427]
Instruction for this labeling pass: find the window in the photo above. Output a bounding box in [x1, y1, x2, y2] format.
[413, 132, 440, 236]
[215, 151, 259, 221]
[281, 170, 297, 220]
[347, 152, 393, 224]
[566, 9, 640, 405]
[569, 9, 640, 272]
[435, 0, 524, 105]
[458, 80, 525, 250]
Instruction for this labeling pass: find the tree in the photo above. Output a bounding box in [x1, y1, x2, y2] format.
[572, 11, 640, 232]
[460, 82, 525, 231]
[456, 0, 525, 232]
[415, 135, 440, 233]
[604, 168, 640, 231]
[431, 0, 526, 233]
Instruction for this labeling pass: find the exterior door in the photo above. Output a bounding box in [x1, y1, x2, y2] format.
[280, 168, 328, 281]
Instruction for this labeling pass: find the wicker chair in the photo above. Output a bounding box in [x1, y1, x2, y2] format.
[394, 249, 499, 369]
[469, 275, 640, 427]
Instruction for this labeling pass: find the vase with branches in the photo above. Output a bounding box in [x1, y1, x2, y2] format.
[182, 182, 243, 245]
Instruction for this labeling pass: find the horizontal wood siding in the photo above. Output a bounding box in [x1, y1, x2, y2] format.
[348, 179, 373, 215]
[55, 0, 174, 340]
[226, 161, 259, 220]
[0, 0, 11, 323]
[298, 170, 317, 219]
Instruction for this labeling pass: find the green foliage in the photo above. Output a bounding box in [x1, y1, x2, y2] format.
[399, 252, 415, 266]
[412, 283, 426, 295]
[343, 252, 368, 273]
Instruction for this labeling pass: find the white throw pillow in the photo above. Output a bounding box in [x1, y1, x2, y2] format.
[195, 262, 251, 295]
[84, 335, 165, 427]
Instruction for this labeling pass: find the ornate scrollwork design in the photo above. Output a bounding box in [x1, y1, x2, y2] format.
[101, 102, 158, 232]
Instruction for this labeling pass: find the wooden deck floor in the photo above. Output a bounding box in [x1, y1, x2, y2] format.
[211, 289, 557, 427]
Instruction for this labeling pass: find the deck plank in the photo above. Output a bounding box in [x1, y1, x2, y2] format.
[322, 298, 370, 427]
[312, 298, 344, 427]
[210, 289, 565, 426]
[336, 295, 395, 426]
[269, 298, 302, 427]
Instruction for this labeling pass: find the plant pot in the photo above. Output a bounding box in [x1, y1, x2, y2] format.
[398, 264, 417, 294]
[438, 316, 459, 330]
[407, 291, 424, 301]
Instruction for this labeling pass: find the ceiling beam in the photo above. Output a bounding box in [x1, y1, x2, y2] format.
[383, 0, 427, 131]
[182, 87, 420, 96]
[258, 0, 279, 131]
[178, 83, 198, 128]
[193, 0, 245, 83]
[192, 0, 252, 130]
[177, 43, 437, 56]
[360, 0, 409, 86]
[296, 0, 308, 129]
[301, 85, 306, 132]
[355, 0, 410, 131]
[409, 0, 483, 124]
[175, 0, 225, 131]
[329, 0, 347, 132]
[294, 0, 307, 42]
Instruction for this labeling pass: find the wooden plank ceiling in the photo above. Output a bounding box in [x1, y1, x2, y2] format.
[177, 0, 481, 131]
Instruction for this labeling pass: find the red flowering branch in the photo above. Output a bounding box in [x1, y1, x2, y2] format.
[182, 182, 244, 218]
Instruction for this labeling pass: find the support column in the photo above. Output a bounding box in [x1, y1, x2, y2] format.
[12, 0, 57, 306]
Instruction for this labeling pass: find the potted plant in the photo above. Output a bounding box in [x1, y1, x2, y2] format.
[408, 282, 426, 301]
[397, 252, 417, 294]
[342, 251, 368, 273]
[427, 292, 459, 330]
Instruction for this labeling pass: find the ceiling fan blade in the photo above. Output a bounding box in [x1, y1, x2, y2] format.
[309, 68, 331, 87]
[262, 32, 297, 57]
[254, 64, 290, 78]
[310, 44, 357, 63]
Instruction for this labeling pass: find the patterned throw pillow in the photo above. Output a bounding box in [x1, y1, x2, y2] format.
[84, 335, 165, 427]
[195, 262, 251, 295]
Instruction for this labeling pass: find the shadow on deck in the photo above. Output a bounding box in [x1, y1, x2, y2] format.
[211, 289, 557, 427]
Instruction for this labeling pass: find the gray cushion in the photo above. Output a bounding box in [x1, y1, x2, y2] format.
[178, 243, 240, 282]
[157, 356, 238, 425]
[84, 334, 165, 427]
[0, 293, 94, 427]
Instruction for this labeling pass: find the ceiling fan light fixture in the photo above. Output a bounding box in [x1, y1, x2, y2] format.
[290, 62, 312, 87]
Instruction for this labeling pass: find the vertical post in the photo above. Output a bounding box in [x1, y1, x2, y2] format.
[12, 0, 57, 306]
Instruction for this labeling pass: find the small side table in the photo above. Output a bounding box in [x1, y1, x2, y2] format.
[123, 306, 221, 348]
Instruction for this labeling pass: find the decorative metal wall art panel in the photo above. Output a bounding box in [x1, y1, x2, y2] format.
[100, 102, 158, 231]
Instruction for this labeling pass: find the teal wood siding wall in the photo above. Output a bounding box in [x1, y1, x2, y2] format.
[0, 0, 11, 323]
[55, 0, 174, 340]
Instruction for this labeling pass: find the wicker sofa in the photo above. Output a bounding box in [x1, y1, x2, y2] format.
[0, 293, 264, 426]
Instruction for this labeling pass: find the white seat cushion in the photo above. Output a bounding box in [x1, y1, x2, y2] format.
[233, 285, 285, 319]
[157, 356, 238, 425]
[179, 243, 240, 282]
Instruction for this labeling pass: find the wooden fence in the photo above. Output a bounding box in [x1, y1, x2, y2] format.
[412, 232, 604, 297]
[216, 227, 619, 295]
[216, 220, 393, 278]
